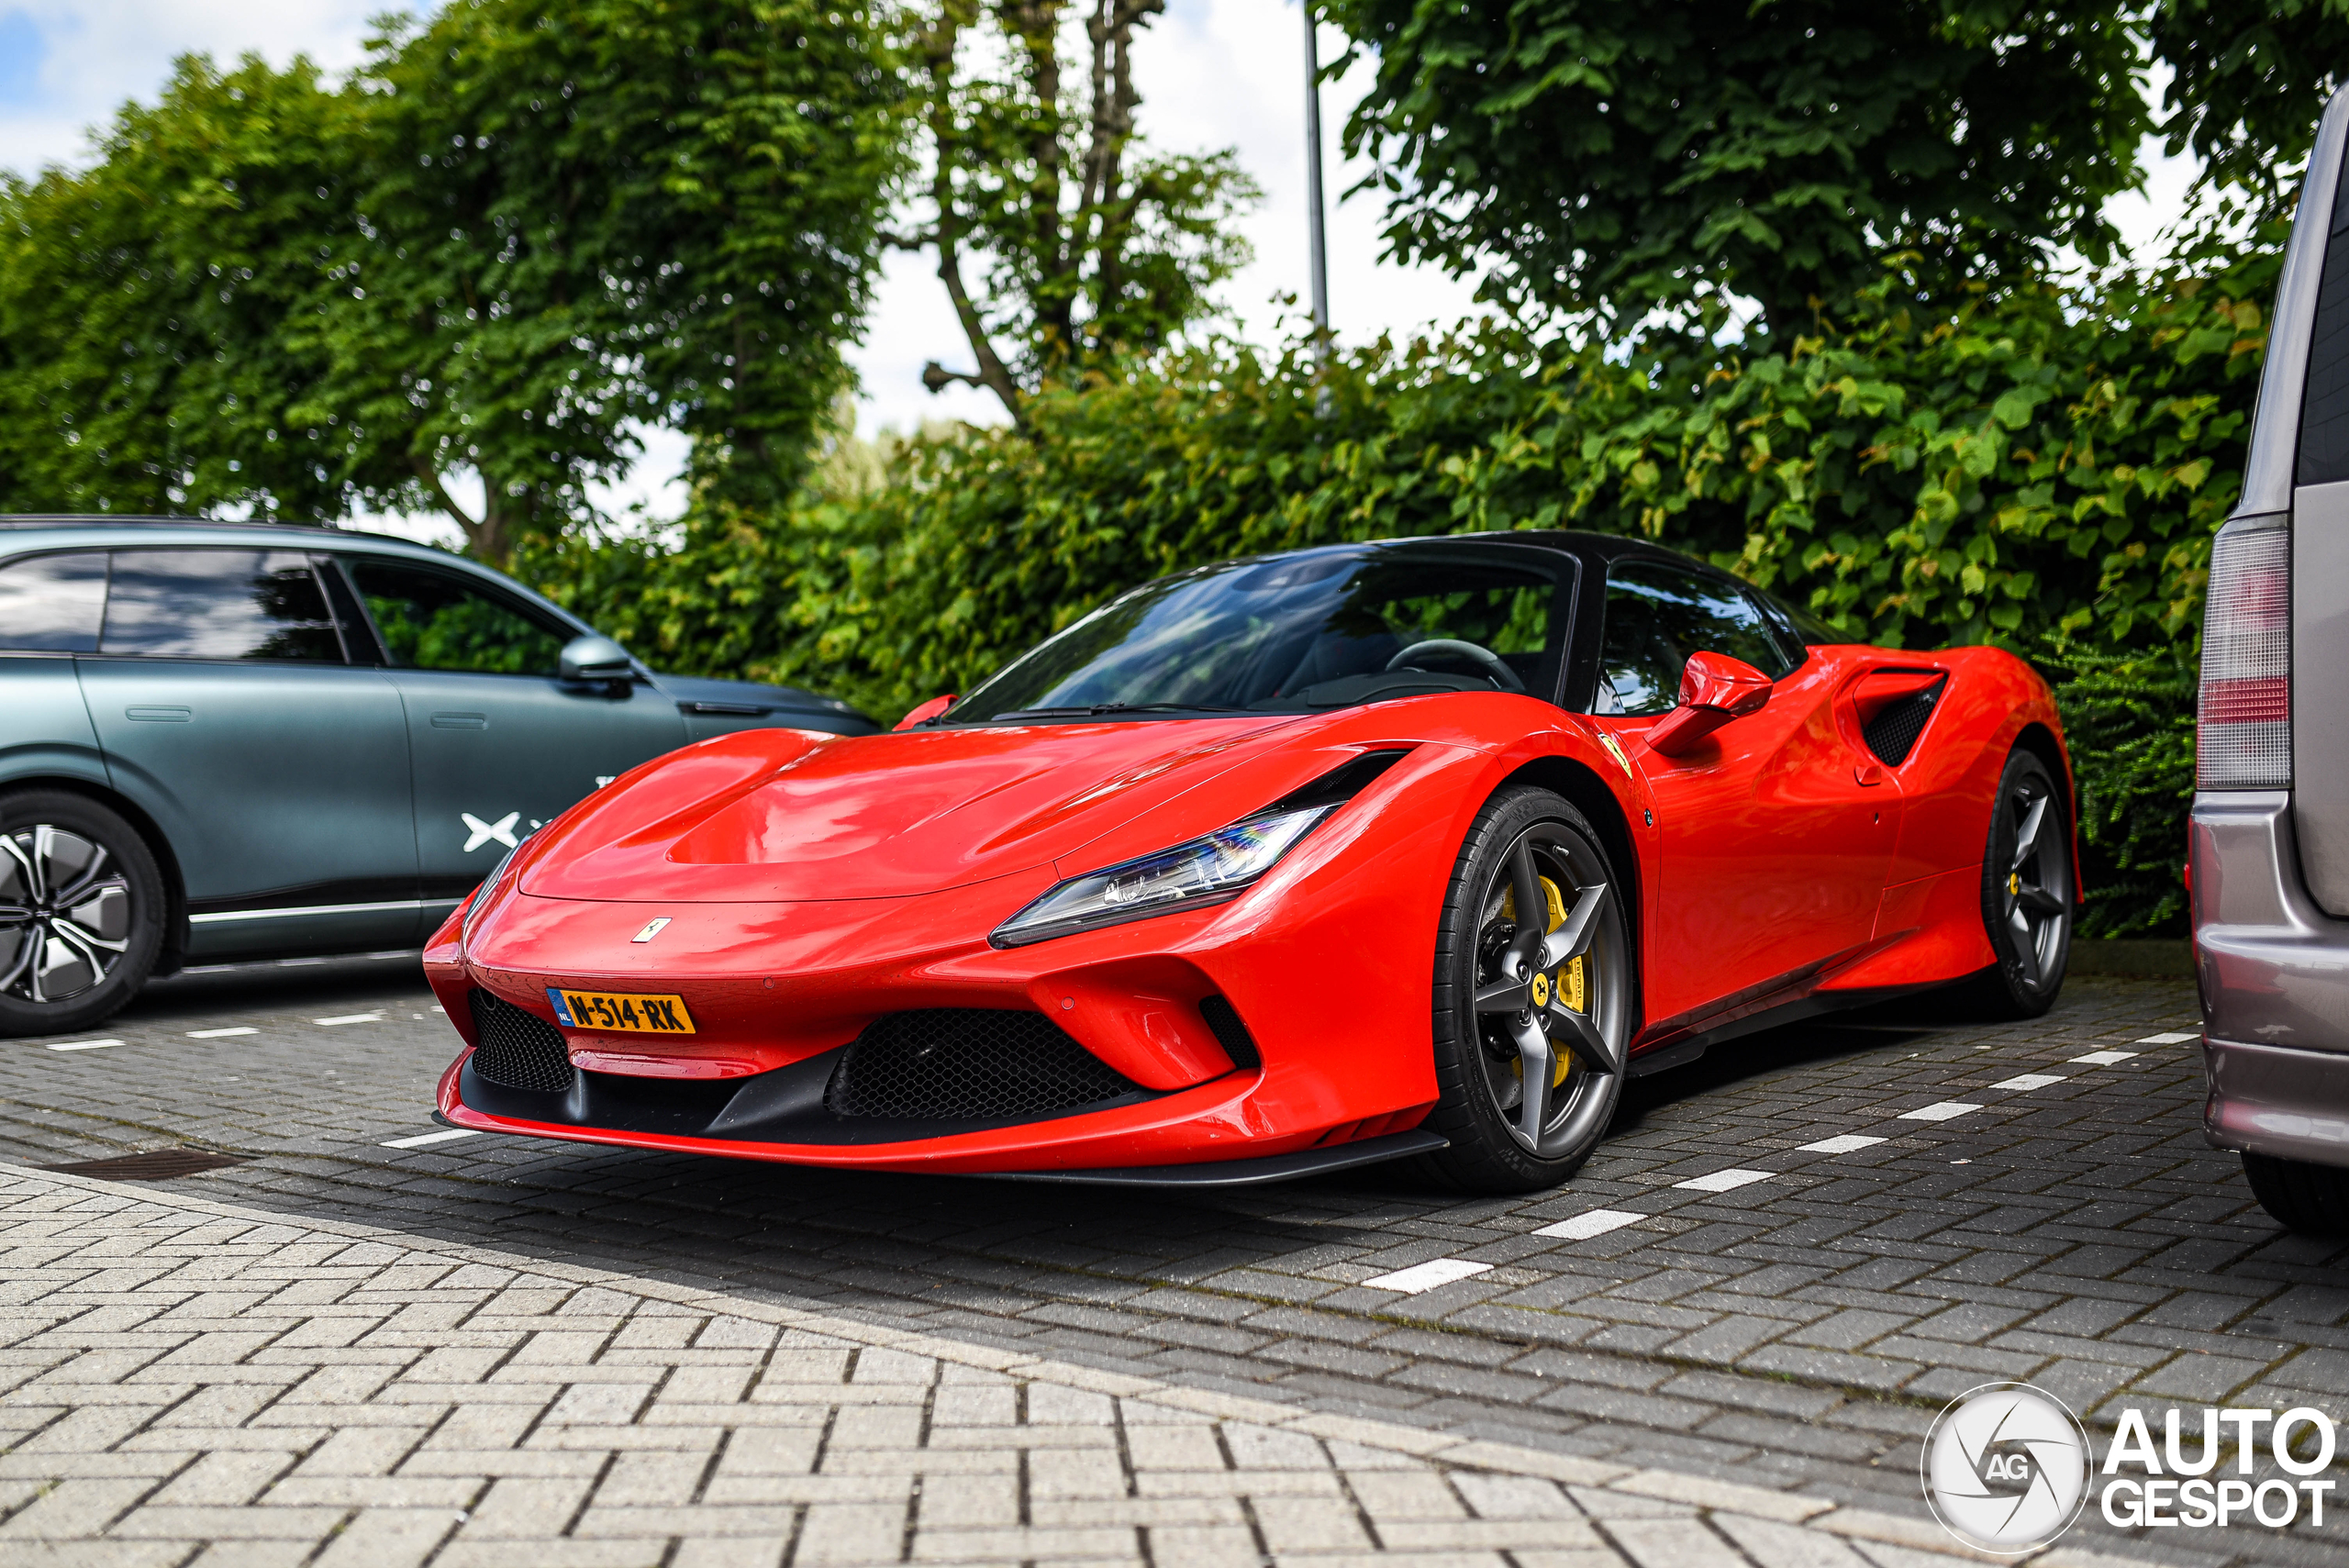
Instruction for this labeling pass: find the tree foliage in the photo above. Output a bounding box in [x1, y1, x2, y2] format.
[0, 0, 903, 561]
[1325, 0, 2154, 334]
[894, 1, 1258, 421]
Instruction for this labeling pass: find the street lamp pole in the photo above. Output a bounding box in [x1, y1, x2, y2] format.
[1303, 1, 1330, 355]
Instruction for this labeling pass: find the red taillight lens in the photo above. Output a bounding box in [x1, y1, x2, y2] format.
[2198, 519, 2291, 789]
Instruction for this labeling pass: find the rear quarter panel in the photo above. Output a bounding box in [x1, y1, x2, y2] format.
[0, 654, 108, 791]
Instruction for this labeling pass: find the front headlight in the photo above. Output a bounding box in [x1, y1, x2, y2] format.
[990, 804, 1335, 949]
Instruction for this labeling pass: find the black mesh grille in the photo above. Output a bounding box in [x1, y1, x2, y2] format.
[469, 987, 574, 1093]
[1863, 682, 1944, 766]
[825, 1009, 1141, 1120]
[1197, 995, 1261, 1070]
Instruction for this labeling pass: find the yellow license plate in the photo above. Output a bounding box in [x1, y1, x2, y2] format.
[547, 988, 696, 1035]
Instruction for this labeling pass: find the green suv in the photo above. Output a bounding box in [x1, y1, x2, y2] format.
[0, 517, 876, 1037]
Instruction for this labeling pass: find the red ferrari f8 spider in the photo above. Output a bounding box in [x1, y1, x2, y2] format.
[424, 533, 2076, 1192]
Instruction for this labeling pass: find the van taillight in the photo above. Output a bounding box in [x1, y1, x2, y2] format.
[2198, 519, 2290, 789]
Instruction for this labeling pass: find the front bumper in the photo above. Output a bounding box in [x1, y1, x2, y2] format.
[2193, 792, 2349, 1164]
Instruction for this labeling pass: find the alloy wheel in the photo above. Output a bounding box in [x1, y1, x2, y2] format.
[1998, 777, 2068, 989]
[1469, 824, 1627, 1159]
[0, 826, 134, 1005]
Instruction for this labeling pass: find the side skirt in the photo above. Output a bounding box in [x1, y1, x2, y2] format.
[1627, 984, 1929, 1078]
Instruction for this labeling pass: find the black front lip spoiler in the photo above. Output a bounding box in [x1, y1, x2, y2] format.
[982, 1128, 1447, 1187]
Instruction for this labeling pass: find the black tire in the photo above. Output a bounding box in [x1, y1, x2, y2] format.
[1963, 748, 2073, 1020]
[1420, 786, 1633, 1194]
[0, 789, 165, 1040]
[2243, 1152, 2349, 1236]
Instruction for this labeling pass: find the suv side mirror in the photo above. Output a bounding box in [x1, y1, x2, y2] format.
[559, 634, 635, 688]
[896, 694, 957, 730]
[1643, 651, 1772, 757]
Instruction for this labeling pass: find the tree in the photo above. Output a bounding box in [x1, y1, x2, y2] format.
[1325, 0, 2154, 338]
[0, 0, 904, 562]
[2149, 0, 2349, 208]
[0, 56, 394, 519]
[345, 0, 905, 558]
[894, 1, 1258, 424]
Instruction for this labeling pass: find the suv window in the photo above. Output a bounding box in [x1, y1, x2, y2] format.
[1596, 559, 1793, 715]
[101, 550, 347, 663]
[345, 558, 568, 676]
[0, 552, 109, 651]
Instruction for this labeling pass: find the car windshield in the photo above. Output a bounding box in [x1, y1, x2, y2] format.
[944, 547, 1571, 723]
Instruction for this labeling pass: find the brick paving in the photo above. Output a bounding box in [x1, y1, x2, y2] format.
[0, 1161, 2131, 1567]
[1, 962, 2347, 1564]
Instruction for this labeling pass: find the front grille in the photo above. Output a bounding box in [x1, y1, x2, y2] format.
[1863, 680, 1945, 766]
[469, 987, 575, 1093]
[826, 1008, 1141, 1121]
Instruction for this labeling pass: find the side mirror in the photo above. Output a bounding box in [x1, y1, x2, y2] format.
[896, 694, 957, 730]
[559, 634, 635, 687]
[1643, 651, 1772, 757]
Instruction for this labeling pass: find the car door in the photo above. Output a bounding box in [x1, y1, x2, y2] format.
[76, 547, 418, 958]
[334, 554, 687, 916]
[1588, 558, 1900, 1030]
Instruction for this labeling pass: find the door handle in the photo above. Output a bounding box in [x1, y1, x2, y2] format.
[125, 706, 192, 723]
[1854, 762, 1884, 786]
[430, 712, 489, 730]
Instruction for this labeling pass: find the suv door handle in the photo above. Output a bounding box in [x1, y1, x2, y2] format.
[430, 712, 489, 730]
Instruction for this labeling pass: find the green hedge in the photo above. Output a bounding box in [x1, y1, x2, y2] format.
[520, 249, 2277, 935]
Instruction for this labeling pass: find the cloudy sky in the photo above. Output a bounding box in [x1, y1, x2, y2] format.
[0, 0, 2197, 538]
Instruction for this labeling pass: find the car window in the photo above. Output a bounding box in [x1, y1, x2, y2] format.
[100, 550, 347, 663]
[1595, 559, 1793, 716]
[0, 552, 109, 652]
[344, 557, 569, 676]
[948, 549, 1572, 719]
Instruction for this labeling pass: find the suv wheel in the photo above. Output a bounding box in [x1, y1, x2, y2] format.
[2243, 1152, 2349, 1236]
[0, 790, 165, 1039]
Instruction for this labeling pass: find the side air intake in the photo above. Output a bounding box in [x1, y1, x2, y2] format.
[1856, 673, 1948, 767]
[825, 1009, 1144, 1121]
[468, 987, 575, 1093]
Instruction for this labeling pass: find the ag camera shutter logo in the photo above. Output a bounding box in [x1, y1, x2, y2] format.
[1921, 1382, 2090, 1553]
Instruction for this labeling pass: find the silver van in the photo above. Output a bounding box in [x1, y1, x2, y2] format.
[2196, 91, 2349, 1230]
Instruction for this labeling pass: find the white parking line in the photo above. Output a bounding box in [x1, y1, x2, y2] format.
[1363, 1258, 1495, 1294]
[2138, 1031, 2199, 1045]
[1798, 1134, 1887, 1154]
[1988, 1073, 2067, 1092]
[188, 1027, 257, 1040]
[1674, 1167, 1774, 1193]
[43, 1039, 123, 1052]
[2069, 1050, 2140, 1066]
[1534, 1209, 1643, 1240]
[313, 1014, 384, 1028]
[1898, 1102, 1982, 1122]
[380, 1129, 482, 1150]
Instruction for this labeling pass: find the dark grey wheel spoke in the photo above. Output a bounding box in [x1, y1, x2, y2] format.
[1508, 841, 1546, 973]
[2018, 885, 2065, 917]
[1475, 976, 1530, 1014]
[2009, 795, 2046, 873]
[0, 928, 32, 994]
[2006, 906, 2041, 986]
[1508, 1014, 1553, 1151]
[1549, 996, 1621, 1076]
[0, 835, 36, 903]
[1538, 883, 1609, 971]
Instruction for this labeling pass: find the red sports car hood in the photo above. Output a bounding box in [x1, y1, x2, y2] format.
[518, 715, 1320, 904]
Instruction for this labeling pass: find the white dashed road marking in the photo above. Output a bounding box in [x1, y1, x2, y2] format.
[188, 1027, 257, 1040]
[1798, 1134, 1887, 1154]
[1898, 1101, 1982, 1122]
[314, 1014, 384, 1028]
[1674, 1168, 1773, 1193]
[1534, 1209, 1643, 1240]
[1364, 1258, 1494, 1294]
[2139, 1031, 2199, 1045]
[1988, 1073, 2067, 1092]
[43, 1040, 122, 1052]
[2070, 1050, 2141, 1065]
[380, 1129, 482, 1150]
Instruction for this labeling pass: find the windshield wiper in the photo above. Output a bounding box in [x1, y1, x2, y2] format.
[989, 700, 1249, 721]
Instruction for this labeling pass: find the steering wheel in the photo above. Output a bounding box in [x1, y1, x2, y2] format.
[1385, 639, 1524, 693]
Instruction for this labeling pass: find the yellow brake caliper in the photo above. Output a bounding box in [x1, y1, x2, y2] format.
[1500, 874, 1584, 1087]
